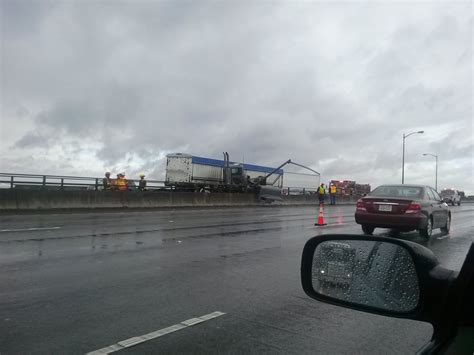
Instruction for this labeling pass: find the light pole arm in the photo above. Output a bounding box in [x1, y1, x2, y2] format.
[404, 130, 424, 139]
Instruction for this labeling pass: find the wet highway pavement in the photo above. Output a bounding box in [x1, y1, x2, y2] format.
[1, 204, 472, 354]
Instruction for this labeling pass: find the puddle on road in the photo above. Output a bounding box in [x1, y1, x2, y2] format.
[0, 231, 168, 264]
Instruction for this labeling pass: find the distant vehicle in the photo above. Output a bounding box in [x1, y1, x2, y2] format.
[316, 242, 356, 287]
[330, 180, 356, 195]
[354, 184, 451, 239]
[330, 180, 371, 196]
[440, 189, 462, 206]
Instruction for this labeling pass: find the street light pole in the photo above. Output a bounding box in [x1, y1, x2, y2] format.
[423, 153, 438, 191]
[402, 134, 406, 184]
[402, 130, 424, 184]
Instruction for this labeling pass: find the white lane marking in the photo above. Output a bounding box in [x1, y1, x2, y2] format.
[0, 227, 61, 233]
[86, 311, 225, 355]
[181, 317, 206, 326]
[306, 223, 349, 229]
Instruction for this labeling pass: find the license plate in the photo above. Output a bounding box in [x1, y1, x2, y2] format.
[378, 205, 392, 212]
[328, 262, 345, 276]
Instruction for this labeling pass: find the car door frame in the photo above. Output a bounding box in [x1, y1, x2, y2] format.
[430, 187, 447, 228]
[423, 187, 438, 227]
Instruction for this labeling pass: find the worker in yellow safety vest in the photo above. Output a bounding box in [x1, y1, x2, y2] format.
[329, 183, 337, 205]
[116, 173, 128, 191]
[318, 183, 325, 205]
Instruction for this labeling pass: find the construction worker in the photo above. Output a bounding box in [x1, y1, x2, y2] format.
[102, 172, 112, 190]
[110, 174, 119, 190]
[329, 183, 337, 205]
[116, 173, 128, 191]
[138, 173, 147, 191]
[318, 183, 326, 205]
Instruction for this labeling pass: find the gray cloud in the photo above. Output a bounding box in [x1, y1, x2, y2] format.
[1, 1, 472, 192]
[14, 131, 50, 149]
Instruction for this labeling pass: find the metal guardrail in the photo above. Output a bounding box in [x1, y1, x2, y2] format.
[0, 173, 168, 191]
[0, 172, 322, 194]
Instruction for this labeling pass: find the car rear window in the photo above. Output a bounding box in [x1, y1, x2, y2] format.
[426, 188, 436, 200]
[431, 189, 442, 201]
[369, 186, 423, 198]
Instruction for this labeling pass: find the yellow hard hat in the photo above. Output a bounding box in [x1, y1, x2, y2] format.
[139, 173, 145, 177]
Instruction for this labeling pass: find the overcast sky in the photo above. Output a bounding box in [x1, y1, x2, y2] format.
[1, 1, 472, 192]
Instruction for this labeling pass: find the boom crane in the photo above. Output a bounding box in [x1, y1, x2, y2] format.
[256, 159, 320, 186]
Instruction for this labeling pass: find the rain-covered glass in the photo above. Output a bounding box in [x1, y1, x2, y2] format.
[370, 186, 423, 198]
[311, 240, 420, 313]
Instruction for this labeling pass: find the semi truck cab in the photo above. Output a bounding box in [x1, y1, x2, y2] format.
[229, 164, 245, 185]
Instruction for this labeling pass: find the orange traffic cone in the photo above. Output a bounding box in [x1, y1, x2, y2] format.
[315, 203, 327, 226]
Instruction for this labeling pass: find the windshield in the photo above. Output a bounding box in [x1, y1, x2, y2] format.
[369, 186, 423, 198]
[440, 190, 455, 196]
[0, 1, 471, 355]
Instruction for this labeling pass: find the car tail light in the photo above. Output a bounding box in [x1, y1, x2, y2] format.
[405, 202, 421, 214]
[356, 199, 366, 211]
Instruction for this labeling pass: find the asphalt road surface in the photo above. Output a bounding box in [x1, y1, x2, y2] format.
[1, 204, 472, 354]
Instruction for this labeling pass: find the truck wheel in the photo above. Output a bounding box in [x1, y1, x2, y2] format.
[420, 217, 433, 239]
[361, 225, 374, 235]
[440, 213, 451, 234]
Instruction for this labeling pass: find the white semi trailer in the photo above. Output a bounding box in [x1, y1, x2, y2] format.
[165, 153, 284, 192]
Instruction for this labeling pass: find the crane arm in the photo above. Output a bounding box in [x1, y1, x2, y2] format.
[288, 161, 320, 176]
[263, 159, 292, 180]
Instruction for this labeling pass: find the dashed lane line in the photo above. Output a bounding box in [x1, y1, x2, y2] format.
[0, 227, 61, 233]
[86, 311, 226, 355]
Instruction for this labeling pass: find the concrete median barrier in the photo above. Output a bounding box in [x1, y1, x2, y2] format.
[281, 194, 358, 205]
[0, 189, 360, 212]
[0, 190, 260, 211]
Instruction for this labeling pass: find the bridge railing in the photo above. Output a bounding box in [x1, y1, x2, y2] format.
[0, 173, 168, 191]
[0, 172, 322, 194]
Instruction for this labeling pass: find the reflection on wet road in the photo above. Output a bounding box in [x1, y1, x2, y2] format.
[0, 204, 472, 354]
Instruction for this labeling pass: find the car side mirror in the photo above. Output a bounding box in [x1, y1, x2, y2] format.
[301, 235, 457, 322]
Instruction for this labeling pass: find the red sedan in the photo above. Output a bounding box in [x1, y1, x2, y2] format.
[354, 184, 451, 239]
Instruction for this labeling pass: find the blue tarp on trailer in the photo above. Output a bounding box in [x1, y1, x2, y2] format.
[191, 156, 283, 175]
